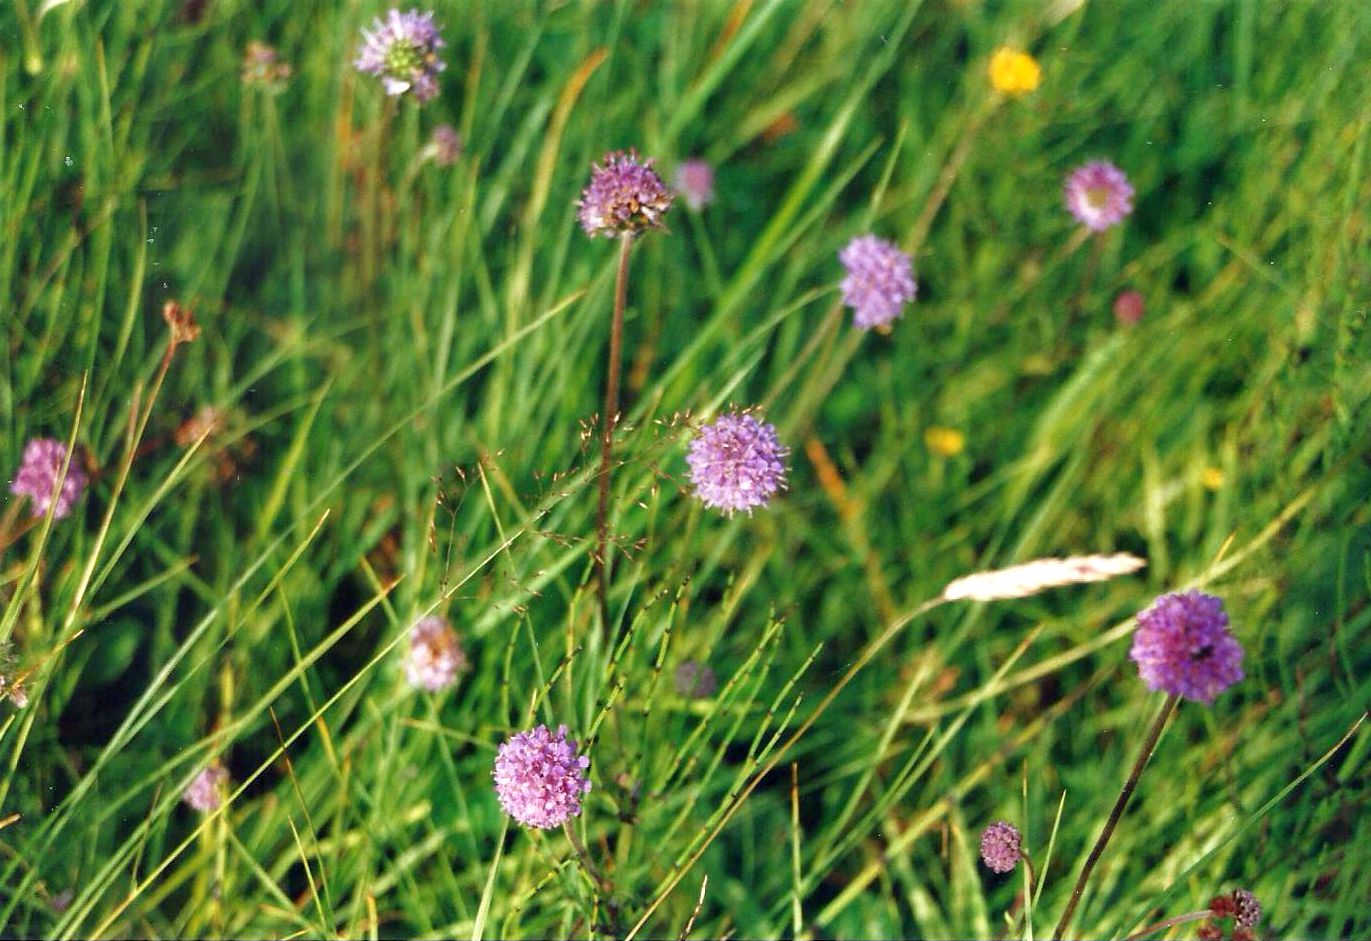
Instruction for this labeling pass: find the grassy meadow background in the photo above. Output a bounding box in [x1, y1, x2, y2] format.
[2, 0, 1369, 937]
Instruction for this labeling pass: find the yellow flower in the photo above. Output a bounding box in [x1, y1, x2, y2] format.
[925, 426, 966, 457]
[988, 47, 1041, 95]
[1200, 467, 1225, 491]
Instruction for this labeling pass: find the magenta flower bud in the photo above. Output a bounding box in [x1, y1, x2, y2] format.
[493, 724, 592, 829]
[9, 438, 87, 520]
[838, 234, 917, 330]
[979, 821, 1023, 873]
[1064, 160, 1134, 232]
[1113, 289, 1145, 325]
[1130, 591, 1244, 704]
[686, 411, 788, 516]
[183, 764, 229, 813]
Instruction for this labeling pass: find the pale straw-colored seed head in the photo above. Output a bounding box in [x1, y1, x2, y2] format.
[942, 553, 1146, 602]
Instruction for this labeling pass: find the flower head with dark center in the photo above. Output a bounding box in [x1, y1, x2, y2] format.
[576, 150, 673, 238]
[1130, 590, 1244, 703]
[1064, 160, 1134, 232]
[979, 821, 1022, 873]
[9, 438, 87, 520]
[183, 764, 228, 813]
[355, 8, 446, 103]
[686, 411, 788, 515]
[673, 158, 715, 211]
[404, 615, 467, 692]
[493, 724, 592, 829]
[839, 234, 917, 329]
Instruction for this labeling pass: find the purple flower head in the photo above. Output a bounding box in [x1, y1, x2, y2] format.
[686, 411, 788, 516]
[1130, 590, 1243, 704]
[427, 123, 462, 166]
[1064, 160, 1134, 232]
[354, 8, 446, 103]
[673, 158, 715, 211]
[183, 764, 228, 813]
[9, 438, 87, 520]
[493, 724, 592, 829]
[979, 821, 1022, 873]
[1232, 889, 1261, 930]
[576, 150, 674, 238]
[675, 660, 717, 699]
[839, 235, 917, 330]
[404, 615, 467, 692]
[1113, 289, 1145, 325]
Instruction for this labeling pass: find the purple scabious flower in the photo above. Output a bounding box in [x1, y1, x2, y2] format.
[1064, 160, 1134, 232]
[1232, 889, 1261, 930]
[493, 724, 592, 829]
[183, 764, 228, 813]
[427, 123, 462, 166]
[576, 150, 674, 238]
[686, 411, 788, 516]
[404, 615, 467, 692]
[675, 660, 717, 699]
[979, 821, 1022, 873]
[673, 158, 715, 211]
[354, 8, 446, 103]
[838, 234, 917, 330]
[9, 438, 87, 520]
[1130, 591, 1244, 704]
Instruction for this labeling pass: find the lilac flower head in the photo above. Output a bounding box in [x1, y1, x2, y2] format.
[979, 821, 1022, 873]
[686, 411, 788, 515]
[675, 660, 717, 699]
[1064, 160, 1134, 232]
[493, 724, 592, 829]
[427, 123, 462, 166]
[838, 234, 917, 330]
[9, 438, 87, 520]
[183, 764, 228, 813]
[673, 158, 715, 211]
[404, 615, 467, 692]
[1130, 590, 1243, 704]
[354, 8, 446, 103]
[1232, 889, 1261, 930]
[576, 150, 673, 238]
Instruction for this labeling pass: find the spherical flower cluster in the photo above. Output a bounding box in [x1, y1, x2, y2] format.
[354, 8, 446, 103]
[673, 158, 715, 211]
[1130, 590, 1244, 704]
[576, 150, 674, 238]
[493, 724, 592, 829]
[1113, 289, 1145, 325]
[427, 123, 462, 166]
[686, 411, 788, 515]
[1064, 160, 1134, 232]
[979, 821, 1022, 873]
[838, 234, 918, 330]
[1232, 889, 1261, 930]
[988, 47, 1042, 95]
[674, 660, 717, 699]
[183, 764, 228, 813]
[9, 438, 87, 520]
[404, 615, 468, 692]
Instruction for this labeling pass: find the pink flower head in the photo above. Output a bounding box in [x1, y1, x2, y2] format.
[576, 150, 673, 238]
[673, 158, 715, 210]
[183, 764, 229, 813]
[427, 123, 462, 166]
[979, 821, 1022, 873]
[354, 8, 446, 103]
[1113, 289, 1145, 325]
[9, 438, 87, 520]
[493, 724, 592, 829]
[404, 614, 467, 692]
[1130, 591, 1244, 704]
[838, 234, 917, 330]
[686, 411, 788, 516]
[1064, 160, 1134, 232]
